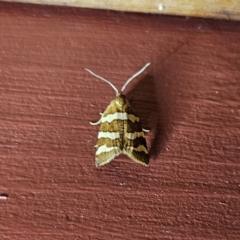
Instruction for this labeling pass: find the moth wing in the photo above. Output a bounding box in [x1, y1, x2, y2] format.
[95, 144, 121, 167]
[123, 105, 149, 166]
[95, 100, 123, 167]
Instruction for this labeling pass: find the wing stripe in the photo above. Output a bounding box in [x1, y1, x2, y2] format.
[125, 131, 145, 139]
[96, 145, 119, 155]
[126, 145, 148, 154]
[101, 112, 139, 123]
[98, 131, 120, 139]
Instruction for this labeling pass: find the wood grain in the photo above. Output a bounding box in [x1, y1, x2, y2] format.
[1, 0, 240, 20]
[0, 2, 240, 239]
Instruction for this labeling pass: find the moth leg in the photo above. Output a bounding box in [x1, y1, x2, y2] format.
[90, 116, 102, 125]
[142, 128, 150, 133]
[90, 113, 104, 125]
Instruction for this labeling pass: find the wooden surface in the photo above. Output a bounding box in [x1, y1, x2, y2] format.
[0, 2, 240, 239]
[2, 0, 240, 20]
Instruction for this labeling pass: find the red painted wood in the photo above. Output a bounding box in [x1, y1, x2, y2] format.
[0, 3, 239, 239]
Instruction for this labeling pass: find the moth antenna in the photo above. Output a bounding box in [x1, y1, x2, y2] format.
[121, 62, 150, 93]
[85, 68, 118, 95]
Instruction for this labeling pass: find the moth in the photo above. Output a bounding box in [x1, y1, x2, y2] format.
[86, 63, 150, 167]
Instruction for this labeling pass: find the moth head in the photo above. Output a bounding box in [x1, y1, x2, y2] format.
[85, 62, 150, 96]
[115, 94, 127, 106]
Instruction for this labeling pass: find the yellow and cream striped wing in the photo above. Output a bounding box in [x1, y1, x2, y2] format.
[94, 100, 123, 167]
[123, 105, 149, 166]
